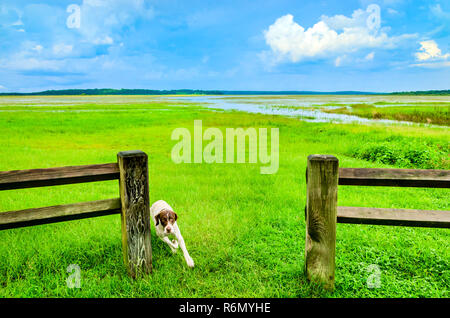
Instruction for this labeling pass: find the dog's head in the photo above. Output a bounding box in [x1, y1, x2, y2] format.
[155, 209, 178, 234]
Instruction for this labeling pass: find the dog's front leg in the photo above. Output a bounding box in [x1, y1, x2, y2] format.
[173, 224, 194, 268]
[161, 236, 178, 253]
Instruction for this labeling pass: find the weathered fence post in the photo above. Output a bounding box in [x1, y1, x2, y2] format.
[305, 155, 338, 290]
[117, 150, 152, 278]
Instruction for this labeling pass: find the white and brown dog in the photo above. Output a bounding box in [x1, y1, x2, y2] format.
[150, 200, 194, 268]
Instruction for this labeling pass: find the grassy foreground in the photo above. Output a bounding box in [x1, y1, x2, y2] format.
[0, 96, 448, 298]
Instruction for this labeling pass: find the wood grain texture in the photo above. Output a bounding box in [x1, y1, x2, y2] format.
[305, 155, 338, 290]
[339, 167, 450, 188]
[0, 163, 119, 191]
[0, 198, 121, 230]
[337, 206, 450, 228]
[117, 150, 152, 278]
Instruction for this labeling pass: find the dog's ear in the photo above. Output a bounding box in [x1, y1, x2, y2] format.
[173, 212, 178, 221]
[155, 214, 160, 226]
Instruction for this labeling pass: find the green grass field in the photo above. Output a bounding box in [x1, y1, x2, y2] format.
[0, 96, 448, 297]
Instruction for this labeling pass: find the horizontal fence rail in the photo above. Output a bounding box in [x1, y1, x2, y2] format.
[0, 163, 119, 191]
[337, 206, 450, 228]
[339, 167, 450, 188]
[0, 198, 121, 230]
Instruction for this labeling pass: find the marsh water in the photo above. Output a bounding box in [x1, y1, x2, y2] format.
[0, 95, 448, 126]
[167, 95, 449, 126]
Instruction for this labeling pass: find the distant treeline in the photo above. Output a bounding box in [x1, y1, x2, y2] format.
[219, 90, 381, 95]
[389, 90, 450, 96]
[0, 89, 379, 96]
[0, 88, 449, 96]
[0, 89, 224, 96]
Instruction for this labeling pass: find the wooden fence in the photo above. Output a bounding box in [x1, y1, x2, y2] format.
[0, 150, 152, 278]
[1, 151, 448, 285]
[304, 154, 450, 290]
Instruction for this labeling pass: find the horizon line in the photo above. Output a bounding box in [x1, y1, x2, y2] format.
[1, 88, 449, 96]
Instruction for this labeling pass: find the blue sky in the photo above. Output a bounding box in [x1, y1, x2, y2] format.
[0, 0, 449, 92]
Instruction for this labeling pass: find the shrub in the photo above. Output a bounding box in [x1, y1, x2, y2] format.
[348, 140, 449, 170]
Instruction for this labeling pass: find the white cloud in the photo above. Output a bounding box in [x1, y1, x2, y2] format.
[410, 61, 450, 68]
[32, 45, 43, 52]
[0, 56, 64, 71]
[430, 4, 450, 20]
[365, 51, 375, 61]
[320, 6, 376, 30]
[415, 40, 450, 61]
[91, 36, 114, 45]
[334, 56, 344, 67]
[75, 0, 154, 45]
[53, 43, 73, 56]
[0, 85, 6, 89]
[262, 5, 414, 65]
[0, 0, 155, 77]
[11, 19, 23, 26]
[387, 8, 399, 15]
[0, 41, 82, 72]
[412, 40, 450, 68]
[334, 51, 374, 67]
